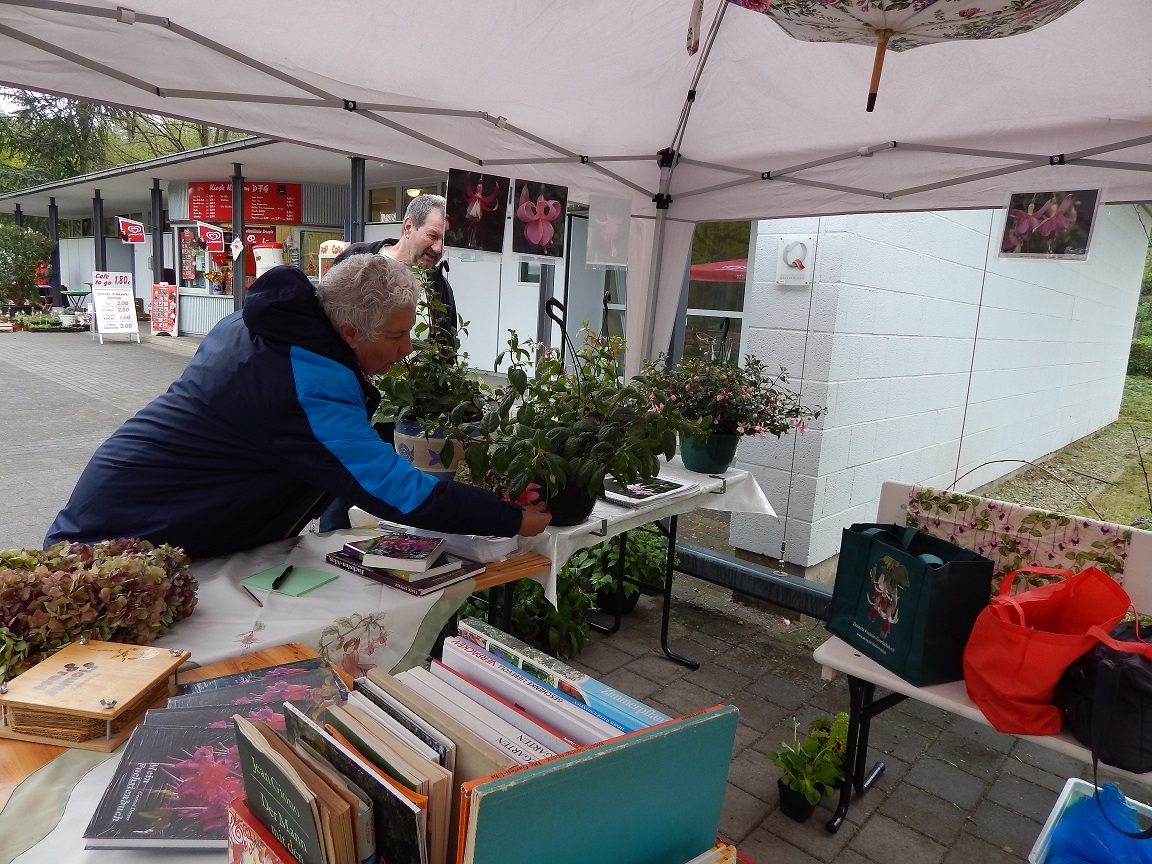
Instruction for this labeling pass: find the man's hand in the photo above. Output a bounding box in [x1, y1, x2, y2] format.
[517, 503, 552, 536]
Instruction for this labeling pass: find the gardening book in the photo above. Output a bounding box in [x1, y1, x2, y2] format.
[166, 665, 349, 715]
[325, 550, 484, 595]
[377, 519, 518, 563]
[235, 714, 357, 864]
[342, 531, 447, 573]
[457, 617, 671, 730]
[601, 474, 698, 508]
[457, 704, 738, 864]
[282, 701, 427, 864]
[177, 656, 329, 695]
[439, 637, 621, 745]
[353, 676, 456, 772]
[83, 723, 245, 850]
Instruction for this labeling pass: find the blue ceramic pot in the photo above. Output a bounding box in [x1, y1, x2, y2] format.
[679, 432, 739, 474]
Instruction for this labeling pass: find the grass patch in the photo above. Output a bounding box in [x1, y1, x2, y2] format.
[1121, 375, 1152, 423]
[1083, 376, 1152, 523]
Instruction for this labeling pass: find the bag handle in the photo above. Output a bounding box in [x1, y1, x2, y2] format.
[861, 526, 944, 567]
[995, 566, 1075, 600]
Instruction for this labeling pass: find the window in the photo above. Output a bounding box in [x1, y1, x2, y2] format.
[369, 187, 398, 223]
[681, 221, 751, 362]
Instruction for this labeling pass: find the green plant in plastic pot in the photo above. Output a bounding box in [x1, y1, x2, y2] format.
[564, 530, 678, 612]
[766, 713, 850, 807]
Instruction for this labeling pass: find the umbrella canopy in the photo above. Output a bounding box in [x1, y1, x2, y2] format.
[689, 260, 748, 282]
[731, 0, 1087, 111]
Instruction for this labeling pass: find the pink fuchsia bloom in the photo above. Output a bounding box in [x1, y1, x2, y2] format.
[1009, 199, 1052, 235]
[516, 186, 563, 248]
[1037, 194, 1077, 237]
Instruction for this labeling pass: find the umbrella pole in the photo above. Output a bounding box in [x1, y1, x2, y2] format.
[867, 29, 892, 113]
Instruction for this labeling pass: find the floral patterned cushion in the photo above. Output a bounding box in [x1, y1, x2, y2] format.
[904, 486, 1132, 596]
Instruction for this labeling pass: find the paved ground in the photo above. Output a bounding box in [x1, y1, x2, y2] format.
[0, 327, 1114, 863]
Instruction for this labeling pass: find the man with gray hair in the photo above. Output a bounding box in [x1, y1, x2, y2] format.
[46, 255, 549, 558]
[332, 193, 457, 338]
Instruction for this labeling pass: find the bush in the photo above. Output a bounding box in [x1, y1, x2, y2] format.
[1129, 339, 1152, 376]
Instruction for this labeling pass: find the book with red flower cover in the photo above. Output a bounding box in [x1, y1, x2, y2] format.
[342, 531, 447, 573]
[165, 665, 348, 716]
[83, 724, 245, 849]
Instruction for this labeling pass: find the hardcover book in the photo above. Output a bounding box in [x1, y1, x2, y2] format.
[177, 656, 329, 695]
[342, 531, 447, 573]
[166, 665, 349, 717]
[326, 551, 484, 596]
[353, 676, 456, 772]
[601, 475, 698, 508]
[457, 617, 670, 730]
[83, 724, 245, 849]
[378, 520, 518, 563]
[282, 701, 426, 864]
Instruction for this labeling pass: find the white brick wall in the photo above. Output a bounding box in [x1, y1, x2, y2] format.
[729, 205, 1148, 570]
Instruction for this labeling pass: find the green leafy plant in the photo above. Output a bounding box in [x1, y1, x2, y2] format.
[0, 539, 197, 681]
[637, 353, 824, 439]
[766, 712, 850, 806]
[564, 530, 677, 608]
[460, 326, 693, 502]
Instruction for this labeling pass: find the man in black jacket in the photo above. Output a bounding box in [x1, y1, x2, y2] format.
[45, 254, 550, 557]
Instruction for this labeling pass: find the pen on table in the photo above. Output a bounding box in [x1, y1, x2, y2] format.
[271, 564, 294, 590]
[241, 584, 263, 607]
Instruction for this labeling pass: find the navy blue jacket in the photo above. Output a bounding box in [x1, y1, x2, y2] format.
[45, 266, 523, 558]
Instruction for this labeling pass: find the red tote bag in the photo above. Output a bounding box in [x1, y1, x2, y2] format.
[962, 566, 1131, 735]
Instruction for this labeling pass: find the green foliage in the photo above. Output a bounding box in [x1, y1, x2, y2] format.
[460, 567, 595, 661]
[766, 713, 850, 806]
[563, 530, 676, 604]
[0, 223, 55, 305]
[460, 326, 694, 502]
[1129, 339, 1152, 377]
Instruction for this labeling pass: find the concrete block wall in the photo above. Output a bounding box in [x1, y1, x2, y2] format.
[729, 206, 1148, 573]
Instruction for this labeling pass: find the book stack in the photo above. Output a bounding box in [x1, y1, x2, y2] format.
[601, 474, 698, 508]
[82, 657, 350, 851]
[377, 519, 519, 563]
[325, 548, 486, 596]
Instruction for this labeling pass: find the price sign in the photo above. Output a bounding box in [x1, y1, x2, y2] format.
[151, 283, 179, 337]
[91, 271, 138, 335]
[187, 181, 302, 224]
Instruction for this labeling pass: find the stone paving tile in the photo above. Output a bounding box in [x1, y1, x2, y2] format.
[878, 782, 972, 846]
[944, 832, 1036, 864]
[718, 783, 773, 845]
[964, 799, 1044, 859]
[649, 675, 722, 717]
[905, 756, 990, 811]
[726, 746, 778, 801]
[746, 669, 817, 711]
[946, 715, 1016, 754]
[765, 805, 856, 863]
[985, 771, 1065, 824]
[739, 825, 825, 864]
[927, 730, 1011, 782]
[846, 813, 947, 864]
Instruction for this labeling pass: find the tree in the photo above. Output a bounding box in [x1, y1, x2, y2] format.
[0, 90, 115, 191]
[0, 223, 55, 305]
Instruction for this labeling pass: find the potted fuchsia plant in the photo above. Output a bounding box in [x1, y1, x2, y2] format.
[637, 354, 824, 474]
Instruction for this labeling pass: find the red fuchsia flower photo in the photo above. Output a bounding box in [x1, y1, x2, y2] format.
[999, 189, 1100, 259]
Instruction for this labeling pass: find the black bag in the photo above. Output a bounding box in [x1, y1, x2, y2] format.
[825, 523, 994, 686]
[1056, 619, 1152, 775]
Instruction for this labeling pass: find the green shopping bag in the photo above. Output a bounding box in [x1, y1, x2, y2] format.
[825, 523, 994, 686]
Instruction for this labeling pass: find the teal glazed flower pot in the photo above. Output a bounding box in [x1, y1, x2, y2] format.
[679, 432, 740, 474]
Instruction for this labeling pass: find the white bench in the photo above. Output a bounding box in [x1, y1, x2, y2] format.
[813, 480, 1152, 833]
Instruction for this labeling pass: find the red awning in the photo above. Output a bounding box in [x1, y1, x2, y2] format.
[688, 259, 747, 282]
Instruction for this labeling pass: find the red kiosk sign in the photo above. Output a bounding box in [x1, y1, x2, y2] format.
[188, 182, 302, 224]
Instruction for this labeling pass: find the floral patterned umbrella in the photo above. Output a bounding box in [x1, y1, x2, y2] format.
[728, 0, 1086, 112]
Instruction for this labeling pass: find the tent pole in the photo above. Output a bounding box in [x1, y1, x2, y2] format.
[642, 150, 676, 363]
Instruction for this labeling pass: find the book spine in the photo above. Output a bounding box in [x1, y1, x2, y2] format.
[325, 553, 422, 596]
[458, 619, 668, 730]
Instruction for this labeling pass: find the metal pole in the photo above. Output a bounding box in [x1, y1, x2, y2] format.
[92, 189, 106, 272]
[349, 156, 365, 243]
[150, 178, 164, 285]
[13, 204, 22, 227]
[231, 163, 245, 310]
[47, 198, 61, 306]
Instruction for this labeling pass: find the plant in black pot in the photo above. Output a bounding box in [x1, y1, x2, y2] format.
[766, 713, 849, 821]
[564, 530, 677, 615]
[459, 325, 692, 526]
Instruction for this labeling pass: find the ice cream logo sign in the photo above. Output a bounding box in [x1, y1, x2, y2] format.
[195, 221, 225, 253]
[866, 555, 909, 638]
[117, 217, 145, 244]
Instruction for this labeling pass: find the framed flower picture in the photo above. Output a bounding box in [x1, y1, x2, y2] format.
[998, 188, 1101, 261]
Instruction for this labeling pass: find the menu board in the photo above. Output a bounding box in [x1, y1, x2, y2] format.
[151, 283, 179, 337]
[187, 182, 302, 224]
[91, 271, 138, 335]
[179, 228, 198, 281]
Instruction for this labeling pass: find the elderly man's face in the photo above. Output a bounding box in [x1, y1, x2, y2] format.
[404, 208, 445, 270]
[338, 305, 416, 377]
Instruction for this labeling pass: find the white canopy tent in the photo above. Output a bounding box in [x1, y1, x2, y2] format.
[2, 0, 1151, 370]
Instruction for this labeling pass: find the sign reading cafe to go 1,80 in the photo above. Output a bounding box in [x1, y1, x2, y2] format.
[187, 182, 302, 224]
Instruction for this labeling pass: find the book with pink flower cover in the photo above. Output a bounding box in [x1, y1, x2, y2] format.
[343, 530, 447, 573]
[165, 666, 349, 715]
[601, 475, 697, 508]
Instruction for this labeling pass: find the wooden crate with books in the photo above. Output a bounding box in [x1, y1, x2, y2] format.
[0, 639, 191, 751]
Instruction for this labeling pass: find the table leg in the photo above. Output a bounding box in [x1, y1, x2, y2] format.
[588, 532, 628, 636]
[826, 675, 906, 833]
[657, 516, 698, 669]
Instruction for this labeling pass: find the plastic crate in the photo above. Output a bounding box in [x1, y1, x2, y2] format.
[1028, 777, 1152, 863]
